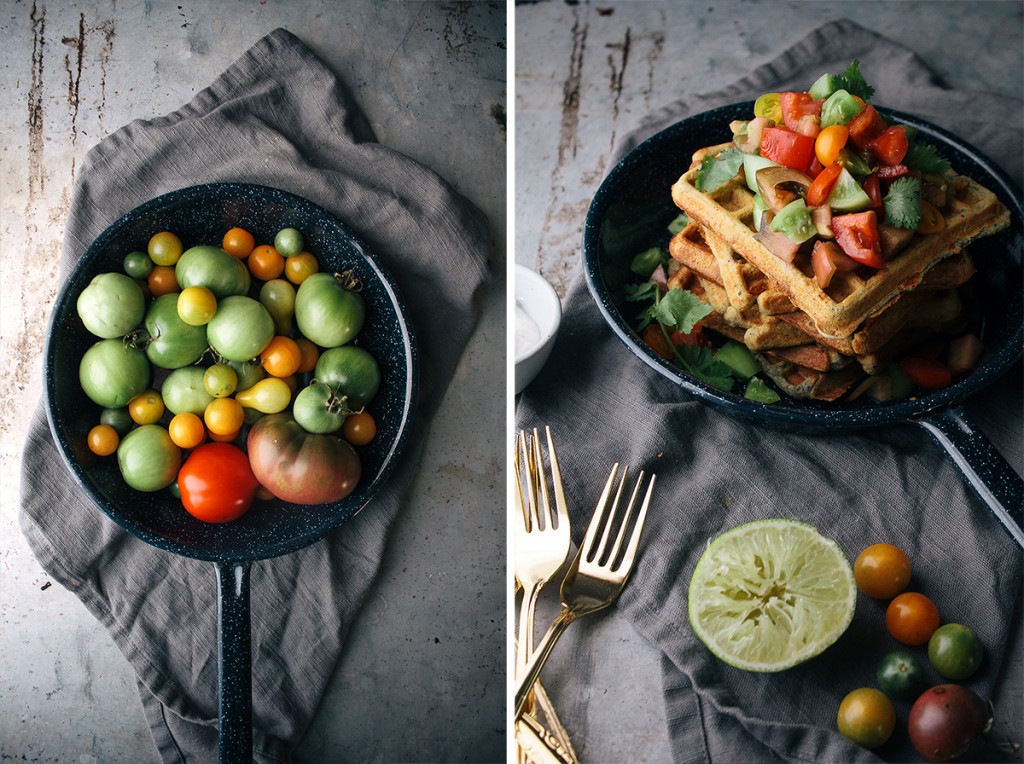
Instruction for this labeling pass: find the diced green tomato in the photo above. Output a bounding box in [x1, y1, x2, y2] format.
[779, 92, 821, 132]
[667, 213, 690, 234]
[848, 104, 888, 150]
[715, 341, 759, 378]
[888, 362, 914, 399]
[744, 377, 780, 403]
[900, 357, 952, 388]
[743, 154, 779, 194]
[837, 148, 873, 177]
[770, 199, 817, 244]
[809, 73, 843, 100]
[630, 247, 668, 278]
[826, 167, 872, 213]
[760, 127, 815, 172]
[832, 211, 883, 268]
[753, 92, 782, 123]
[752, 194, 769, 231]
[819, 90, 863, 128]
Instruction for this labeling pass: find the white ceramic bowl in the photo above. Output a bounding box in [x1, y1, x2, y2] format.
[514, 264, 561, 394]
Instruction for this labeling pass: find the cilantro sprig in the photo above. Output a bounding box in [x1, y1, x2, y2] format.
[835, 60, 875, 103]
[695, 147, 744, 193]
[883, 176, 922, 229]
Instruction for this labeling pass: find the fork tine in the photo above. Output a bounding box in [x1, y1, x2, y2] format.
[605, 470, 644, 566]
[580, 463, 619, 561]
[592, 466, 629, 564]
[531, 428, 552, 531]
[514, 431, 527, 532]
[614, 473, 655, 574]
[521, 430, 538, 532]
[544, 426, 568, 531]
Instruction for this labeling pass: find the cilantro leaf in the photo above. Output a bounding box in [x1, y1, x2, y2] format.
[839, 60, 875, 103]
[695, 148, 744, 192]
[904, 141, 952, 174]
[883, 176, 922, 229]
[650, 287, 712, 333]
[676, 345, 737, 392]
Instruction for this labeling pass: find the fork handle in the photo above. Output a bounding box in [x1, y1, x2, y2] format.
[514, 607, 579, 719]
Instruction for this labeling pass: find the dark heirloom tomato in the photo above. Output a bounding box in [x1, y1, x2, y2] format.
[908, 685, 992, 762]
[177, 442, 259, 523]
[247, 413, 361, 505]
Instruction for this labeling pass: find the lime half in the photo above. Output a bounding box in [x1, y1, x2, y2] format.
[689, 519, 856, 672]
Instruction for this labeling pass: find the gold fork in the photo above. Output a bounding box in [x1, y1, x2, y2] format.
[514, 463, 656, 718]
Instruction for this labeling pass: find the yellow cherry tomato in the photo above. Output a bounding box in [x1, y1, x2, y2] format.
[168, 412, 206, 449]
[87, 424, 120, 456]
[128, 389, 165, 425]
[148, 231, 183, 266]
[177, 286, 218, 326]
[753, 93, 783, 123]
[204, 397, 245, 436]
[234, 377, 292, 414]
[284, 251, 319, 284]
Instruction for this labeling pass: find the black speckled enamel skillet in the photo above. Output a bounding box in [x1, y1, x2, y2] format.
[45, 184, 418, 762]
[584, 103, 1023, 549]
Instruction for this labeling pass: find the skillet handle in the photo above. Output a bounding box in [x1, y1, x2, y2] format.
[915, 406, 1024, 550]
[216, 561, 253, 763]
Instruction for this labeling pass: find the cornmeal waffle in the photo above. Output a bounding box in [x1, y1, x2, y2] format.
[671, 143, 1010, 340]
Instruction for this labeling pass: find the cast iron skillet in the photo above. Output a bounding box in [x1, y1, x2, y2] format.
[44, 183, 418, 762]
[584, 103, 1023, 549]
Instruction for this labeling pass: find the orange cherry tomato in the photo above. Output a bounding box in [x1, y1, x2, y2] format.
[87, 424, 120, 456]
[814, 124, 849, 167]
[148, 265, 179, 297]
[128, 389, 165, 425]
[168, 412, 206, 449]
[342, 411, 376, 446]
[204, 397, 245, 436]
[248, 244, 284, 281]
[854, 544, 912, 599]
[886, 592, 940, 645]
[260, 336, 302, 378]
[295, 337, 320, 373]
[284, 251, 319, 284]
[222, 227, 256, 258]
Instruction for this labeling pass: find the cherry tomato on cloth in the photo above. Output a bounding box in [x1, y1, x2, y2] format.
[886, 591, 940, 645]
[854, 543, 912, 599]
[908, 684, 992, 762]
[876, 651, 926, 701]
[837, 687, 895, 749]
[177, 442, 259, 523]
[928, 623, 984, 680]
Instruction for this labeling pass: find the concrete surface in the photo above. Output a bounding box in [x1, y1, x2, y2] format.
[0, 2, 505, 762]
[515, 1, 1022, 762]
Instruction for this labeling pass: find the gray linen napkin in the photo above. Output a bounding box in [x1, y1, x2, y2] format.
[20, 28, 491, 763]
[517, 19, 1022, 764]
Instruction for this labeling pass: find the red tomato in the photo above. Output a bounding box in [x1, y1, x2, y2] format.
[900, 357, 953, 388]
[863, 173, 883, 210]
[670, 325, 709, 348]
[869, 125, 909, 166]
[807, 162, 843, 207]
[832, 211, 884, 268]
[779, 92, 821, 131]
[177, 442, 260, 523]
[760, 127, 815, 172]
[848, 104, 888, 150]
[886, 592, 941, 645]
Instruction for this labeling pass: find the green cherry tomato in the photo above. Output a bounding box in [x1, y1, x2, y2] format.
[162, 366, 215, 416]
[79, 339, 150, 408]
[143, 293, 208, 369]
[294, 272, 365, 348]
[837, 687, 896, 750]
[259, 278, 296, 335]
[206, 296, 275, 362]
[116, 424, 182, 492]
[928, 623, 984, 680]
[313, 346, 381, 409]
[876, 651, 926, 700]
[123, 251, 154, 279]
[204, 363, 238, 398]
[100, 406, 134, 436]
[226, 359, 266, 391]
[77, 272, 146, 339]
[274, 227, 304, 257]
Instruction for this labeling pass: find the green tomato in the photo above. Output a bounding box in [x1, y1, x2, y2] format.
[837, 687, 895, 750]
[206, 296, 275, 362]
[79, 339, 150, 408]
[123, 251, 154, 279]
[928, 623, 984, 680]
[143, 293, 208, 369]
[77, 272, 146, 338]
[313, 346, 380, 409]
[175, 245, 251, 299]
[100, 407, 134, 436]
[876, 651, 926, 700]
[116, 424, 181, 492]
[274, 227, 304, 257]
[259, 278, 295, 335]
[292, 381, 349, 434]
[203, 363, 238, 398]
[226, 359, 266, 391]
[162, 366, 215, 415]
[294, 272, 365, 348]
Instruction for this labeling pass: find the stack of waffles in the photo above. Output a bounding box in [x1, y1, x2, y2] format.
[667, 143, 1010, 400]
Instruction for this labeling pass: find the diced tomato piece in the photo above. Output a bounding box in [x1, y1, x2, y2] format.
[806, 155, 825, 178]
[780, 92, 822, 132]
[807, 162, 843, 207]
[832, 211, 884, 268]
[863, 173, 883, 210]
[670, 325, 710, 348]
[811, 240, 859, 288]
[877, 164, 909, 180]
[760, 127, 815, 172]
[869, 125, 909, 165]
[900, 356, 952, 388]
[848, 104, 888, 150]
[641, 323, 673, 361]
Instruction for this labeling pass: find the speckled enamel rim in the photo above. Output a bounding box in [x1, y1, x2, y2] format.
[583, 102, 1023, 432]
[44, 182, 419, 564]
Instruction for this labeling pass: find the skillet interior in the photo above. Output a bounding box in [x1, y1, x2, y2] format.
[584, 102, 1023, 432]
[45, 183, 418, 563]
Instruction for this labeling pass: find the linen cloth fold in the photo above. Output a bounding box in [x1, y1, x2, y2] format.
[20, 28, 492, 763]
[517, 19, 1022, 764]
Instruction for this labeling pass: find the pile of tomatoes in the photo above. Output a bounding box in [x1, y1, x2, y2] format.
[836, 543, 992, 761]
[77, 225, 381, 523]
